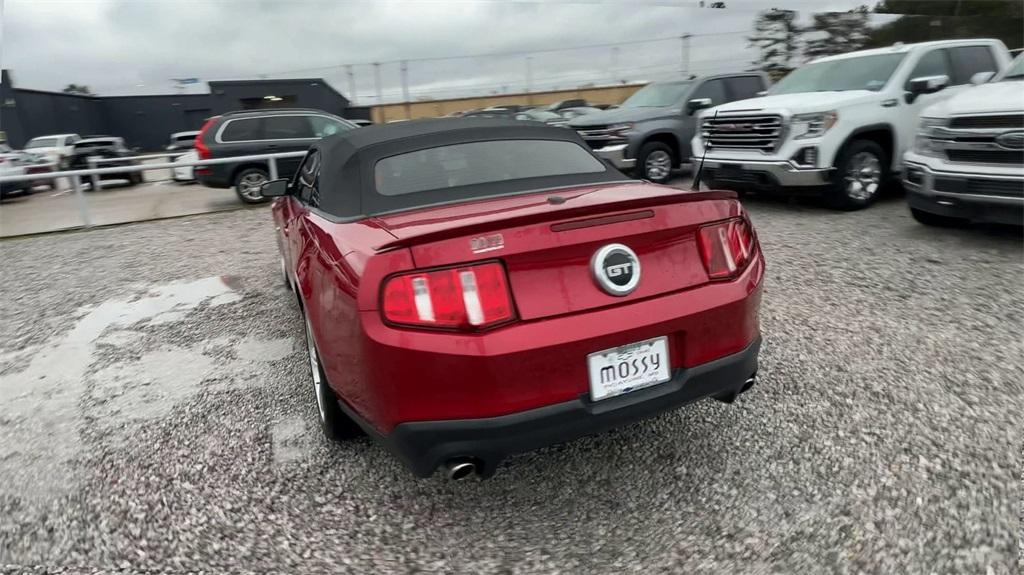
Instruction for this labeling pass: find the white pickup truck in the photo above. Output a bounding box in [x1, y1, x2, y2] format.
[691, 39, 1011, 210]
[903, 53, 1024, 226]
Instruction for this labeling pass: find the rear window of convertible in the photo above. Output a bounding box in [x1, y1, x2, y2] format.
[374, 139, 606, 196]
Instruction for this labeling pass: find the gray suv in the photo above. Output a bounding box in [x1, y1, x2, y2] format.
[568, 73, 769, 183]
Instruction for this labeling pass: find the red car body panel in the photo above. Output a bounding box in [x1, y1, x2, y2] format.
[273, 181, 763, 437]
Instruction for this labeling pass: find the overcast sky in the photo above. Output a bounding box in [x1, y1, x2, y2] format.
[2, 0, 892, 104]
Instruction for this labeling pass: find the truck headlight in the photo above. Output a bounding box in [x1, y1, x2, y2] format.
[914, 117, 946, 157]
[791, 111, 838, 140]
[607, 123, 635, 137]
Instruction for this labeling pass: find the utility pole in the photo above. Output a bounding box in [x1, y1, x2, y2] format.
[373, 62, 383, 121]
[400, 60, 411, 119]
[525, 56, 534, 104]
[345, 65, 356, 105]
[610, 46, 620, 84]
[680, 34, 692, 76]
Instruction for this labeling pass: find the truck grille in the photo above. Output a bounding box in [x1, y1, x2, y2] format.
[946, 149, 1024, 165]
[701, 114, 783, 151]
[948, 115, 1024, 129]
[934, 177, 1024, 198]
[574, 126, 624, 150]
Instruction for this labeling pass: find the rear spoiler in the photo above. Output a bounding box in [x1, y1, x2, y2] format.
[372, 189, 738, 252]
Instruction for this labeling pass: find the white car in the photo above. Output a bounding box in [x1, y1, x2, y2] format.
[23, 133, 80, 168]
[172, 150, 198, 183]
[903, 53, 1024, 226]
[692, 39, 1011, 210]
[0, 144, 29, 199]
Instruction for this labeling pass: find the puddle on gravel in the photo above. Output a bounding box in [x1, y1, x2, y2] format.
[90, 348, 217, 420]
[0, 276, 242, 502]
[271, 416, 317, 466]
[235, 336, 296, 363]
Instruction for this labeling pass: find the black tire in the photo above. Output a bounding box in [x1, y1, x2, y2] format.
[279, 253, 292, 290]
[233, 167, 271, 204]
[826, 139, 887, 211]
[910, 207, 966, 228]
[129, 173, 143, 186]
[302, 311, 364, 441]
[636, 141, 676, 184]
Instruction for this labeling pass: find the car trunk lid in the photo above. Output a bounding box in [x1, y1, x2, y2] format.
[370, 182, 742, 321]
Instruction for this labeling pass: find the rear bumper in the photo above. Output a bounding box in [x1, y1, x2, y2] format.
[903, 160, 1024, 225]
[196, 165, 232, 188]
[380, 337, 760, 478]
[694, 157, 831, 190]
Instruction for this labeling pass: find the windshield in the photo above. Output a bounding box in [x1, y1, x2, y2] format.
[75, 139, 117, 149]
[996, 55, 1024, 81]
[25, 137, 58, 149]
[771, 53, 907, 94]
[620, 81, 692, 109]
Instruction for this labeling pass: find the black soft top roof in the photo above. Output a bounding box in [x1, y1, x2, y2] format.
[310, 117, 625, 219]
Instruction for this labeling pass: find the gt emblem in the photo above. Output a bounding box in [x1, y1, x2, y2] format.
[591, 243, 641, 296]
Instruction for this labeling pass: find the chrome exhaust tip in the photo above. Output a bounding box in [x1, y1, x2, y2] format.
[446, 460, 478, 481]
[741, 375, 756, 393]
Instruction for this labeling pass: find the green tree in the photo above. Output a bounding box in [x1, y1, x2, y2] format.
[61, 84, 95, 96]
[748, 9, 801, 81]
[804, 6, 873, 60]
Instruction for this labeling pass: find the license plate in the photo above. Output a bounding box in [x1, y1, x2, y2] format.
[587, 336, 671, 401]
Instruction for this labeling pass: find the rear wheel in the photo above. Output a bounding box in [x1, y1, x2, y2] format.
[234, 167, 270, 204]
[637, 142, 676, 184]
[302, 312, 363, 441]
[910, 207, 966, 227]
[826, 140, 886, 210]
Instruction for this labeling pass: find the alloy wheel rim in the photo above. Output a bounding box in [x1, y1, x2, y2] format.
[844, 152, 881, 201]
[304, 317, 326, 422]
[240, 173, 267, 200]
[645, 150, 672, 181]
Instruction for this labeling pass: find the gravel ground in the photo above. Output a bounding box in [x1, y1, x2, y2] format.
[0, 194, 1020, 574]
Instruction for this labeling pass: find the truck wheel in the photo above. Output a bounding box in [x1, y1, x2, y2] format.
[910, 207, 965, 228]
[637, 142, 676, 184]
[303, 311, 364, 441]
[827, 140, 886, 210]
[234, 167, 270, 204]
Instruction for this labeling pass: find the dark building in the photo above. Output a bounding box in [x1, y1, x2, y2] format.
[1, 71, 371, 150]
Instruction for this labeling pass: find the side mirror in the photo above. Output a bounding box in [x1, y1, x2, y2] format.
[687, 98, 713, 115]
[970, 71, 995, 85]
[260, 178, 289, 198]
[908, 74, 949, 95]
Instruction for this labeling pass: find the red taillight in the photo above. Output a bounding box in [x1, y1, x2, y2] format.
[382, 262, 516, 330]
[697, 217, 756, 280]
[194, 116, 217, 161]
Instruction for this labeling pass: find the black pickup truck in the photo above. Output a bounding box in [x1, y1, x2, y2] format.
[68, 136, 142, 187]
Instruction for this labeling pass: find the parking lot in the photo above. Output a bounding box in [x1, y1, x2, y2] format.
[0, 168, 243, 238]
[0, 191, 1020, 573]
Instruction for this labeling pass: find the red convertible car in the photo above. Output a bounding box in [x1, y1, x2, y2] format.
[263, 118, 763, 479]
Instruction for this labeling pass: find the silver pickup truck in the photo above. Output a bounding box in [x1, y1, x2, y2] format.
[567, 72, 769, 183]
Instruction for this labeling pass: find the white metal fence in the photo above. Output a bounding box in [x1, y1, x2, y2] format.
[0, 151, 306, 228]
